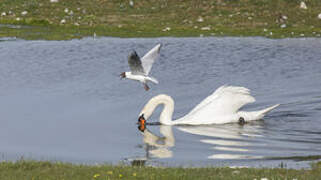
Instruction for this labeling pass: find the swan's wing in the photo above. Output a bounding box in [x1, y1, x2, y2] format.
[188, 86, 255, 116]
[206, 86, 256, 115]
[128, 51, 145, 75]
[141, 44, 162, 75]
[187, 85, 228, 116]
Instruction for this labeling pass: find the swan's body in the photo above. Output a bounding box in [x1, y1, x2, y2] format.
[139, 86, 279, 125]
[120, 44, 161, 91]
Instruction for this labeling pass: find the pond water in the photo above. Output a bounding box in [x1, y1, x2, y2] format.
[0, 37, 320, 169]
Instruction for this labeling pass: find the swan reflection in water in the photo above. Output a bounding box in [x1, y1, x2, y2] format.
[177, 123, 264, 160]
[139, 124, 175, 159]
[135, 122, 264, 164]
[128, 124, 175, 166]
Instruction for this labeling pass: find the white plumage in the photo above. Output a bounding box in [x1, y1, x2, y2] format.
[139, 85, 279, 125]
[120, 44, 161, 91]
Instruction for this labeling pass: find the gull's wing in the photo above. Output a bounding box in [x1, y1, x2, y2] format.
[141, 44, 162, 75]
[128, 51, 145, 75]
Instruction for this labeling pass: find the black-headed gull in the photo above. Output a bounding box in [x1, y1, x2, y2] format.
[120, 44, 161, 91]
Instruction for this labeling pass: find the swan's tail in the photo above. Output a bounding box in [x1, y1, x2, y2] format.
[259, 104, 280, 116]
[238, 104, 280, 121]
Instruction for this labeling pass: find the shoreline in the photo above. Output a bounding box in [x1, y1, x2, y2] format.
[0, 22, 320, 40]
[0, 160, 320, 179]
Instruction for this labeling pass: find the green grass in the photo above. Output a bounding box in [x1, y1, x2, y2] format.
[0, 160, 321, 180]
[0, 0, 321, 39]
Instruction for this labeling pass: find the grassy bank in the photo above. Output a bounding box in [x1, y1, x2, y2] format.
[0, 0, 320, 40]
[0, 160, 321, 180]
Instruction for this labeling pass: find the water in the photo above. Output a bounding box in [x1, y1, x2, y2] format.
[0, 37, 320, 169]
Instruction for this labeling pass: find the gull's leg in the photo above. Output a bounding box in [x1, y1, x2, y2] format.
[143, 83, 150, 91]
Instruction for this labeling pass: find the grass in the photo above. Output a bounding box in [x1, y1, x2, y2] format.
[0, 0, 320, 40]
[0, 160, 321, 180]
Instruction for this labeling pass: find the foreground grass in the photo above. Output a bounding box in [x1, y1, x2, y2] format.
[0, 0, 321, 40]
[0, 161, 321, 180]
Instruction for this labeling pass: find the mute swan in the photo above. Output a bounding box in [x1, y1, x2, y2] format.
[120, 44, 161, 91]
[138, 86, 280, 125]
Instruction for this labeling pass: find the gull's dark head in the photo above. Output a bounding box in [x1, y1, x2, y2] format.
[120, 72, 126, 79]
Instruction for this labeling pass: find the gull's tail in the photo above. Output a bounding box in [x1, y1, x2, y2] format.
[148, 76, 159, 84]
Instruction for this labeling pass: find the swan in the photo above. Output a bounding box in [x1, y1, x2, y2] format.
[120, 44, 161, 91]
[138, 85, 280, 125]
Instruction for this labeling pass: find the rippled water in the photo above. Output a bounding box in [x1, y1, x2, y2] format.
[0, 37, 320, 168]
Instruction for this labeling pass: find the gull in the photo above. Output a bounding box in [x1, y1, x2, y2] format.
[120, 44, 161, 91]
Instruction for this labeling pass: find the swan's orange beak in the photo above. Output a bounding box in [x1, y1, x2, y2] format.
[137, 114, 146, 132]
[138, 114, 146, 126]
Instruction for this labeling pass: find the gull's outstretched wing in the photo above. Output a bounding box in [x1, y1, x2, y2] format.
[141, 44, 162, 75]
[128, 51, 145, 75]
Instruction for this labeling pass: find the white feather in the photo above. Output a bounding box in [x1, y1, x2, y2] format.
[140, 85, 279, 125]
[141, 44, 161, 75]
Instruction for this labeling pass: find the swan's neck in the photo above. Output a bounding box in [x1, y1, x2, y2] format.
[140, 94, 174, 125]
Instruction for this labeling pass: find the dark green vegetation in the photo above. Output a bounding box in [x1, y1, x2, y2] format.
[0, 0, 320, 40]
[0, 160, 321, 180]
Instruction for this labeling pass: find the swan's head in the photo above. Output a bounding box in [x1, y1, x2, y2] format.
[120, 72, 126, 79]
[139, 94, 175, 125]
[138, 114, 146, 125]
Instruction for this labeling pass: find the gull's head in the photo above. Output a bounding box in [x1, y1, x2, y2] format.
[120, 72, 126, 79]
